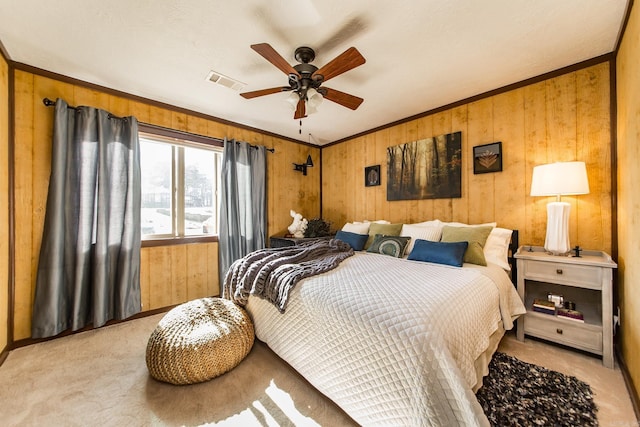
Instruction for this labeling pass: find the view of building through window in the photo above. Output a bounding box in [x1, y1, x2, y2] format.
[140, 132, 222, 238]
[184, 147, 219, 235]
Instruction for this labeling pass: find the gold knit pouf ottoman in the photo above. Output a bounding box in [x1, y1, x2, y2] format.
[146, 297, 254, 385]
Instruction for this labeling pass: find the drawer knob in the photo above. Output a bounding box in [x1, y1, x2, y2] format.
[556, 269, 563, 275]
[556, 328, 563, 335]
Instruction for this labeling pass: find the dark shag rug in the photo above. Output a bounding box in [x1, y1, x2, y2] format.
[476, 352, 598, 426]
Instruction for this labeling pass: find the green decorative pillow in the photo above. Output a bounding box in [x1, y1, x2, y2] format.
[365, 223, 403, 249]
[440, 225, 493, 266]
[367, 235, 411, 258]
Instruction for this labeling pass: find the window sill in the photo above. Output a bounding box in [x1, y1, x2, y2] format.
[141, 235, 219, 248]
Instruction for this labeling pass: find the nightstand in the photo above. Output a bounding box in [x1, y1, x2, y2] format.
[269, 235, 334, 248]
[514, 246, 617, 368]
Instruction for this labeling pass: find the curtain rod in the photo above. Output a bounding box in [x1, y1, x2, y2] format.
[43, 98, 275, 153]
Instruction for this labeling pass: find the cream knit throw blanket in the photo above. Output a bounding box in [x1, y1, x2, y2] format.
[223, 239, 354, 312]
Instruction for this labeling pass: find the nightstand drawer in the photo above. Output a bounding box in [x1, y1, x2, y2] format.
[524, 260, 601, 289]
[524, 313, 602, 354]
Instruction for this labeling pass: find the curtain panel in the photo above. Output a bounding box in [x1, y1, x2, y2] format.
[32, 99, 142, 338]
[218, 139, 267, 284]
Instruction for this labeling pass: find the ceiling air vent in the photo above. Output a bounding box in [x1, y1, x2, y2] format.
[206, 70, 246, 91]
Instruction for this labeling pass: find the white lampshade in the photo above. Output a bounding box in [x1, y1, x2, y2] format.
[530, 161, 590, 255]
[530, 161, 590, 197]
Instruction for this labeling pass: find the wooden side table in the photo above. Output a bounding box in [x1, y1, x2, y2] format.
[514, 246, 617, 368]
[269, 235, 334, 248]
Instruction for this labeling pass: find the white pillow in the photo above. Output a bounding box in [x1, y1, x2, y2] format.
[414, 219, 443, 227]
[363, 219, 391, 224]
[401, 223, 443, 254]
[342, 222, 370, 235]
[445, 221, 497, 228]
[483, 227, 513, 270]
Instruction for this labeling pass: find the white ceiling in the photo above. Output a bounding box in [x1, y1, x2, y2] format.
[0, 1, 628, 145]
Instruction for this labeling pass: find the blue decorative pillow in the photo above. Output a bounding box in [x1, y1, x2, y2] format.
[335, 230, 369, 251]
[407, 239, 469, 267]
[366, 234, 411, 258]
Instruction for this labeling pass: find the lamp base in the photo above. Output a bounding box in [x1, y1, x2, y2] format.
[544, 201, 571, 255]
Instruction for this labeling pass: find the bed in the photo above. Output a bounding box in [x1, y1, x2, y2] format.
[227, 226, 526, 426]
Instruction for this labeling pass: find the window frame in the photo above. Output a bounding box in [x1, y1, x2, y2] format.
[139, 123, 223, 247]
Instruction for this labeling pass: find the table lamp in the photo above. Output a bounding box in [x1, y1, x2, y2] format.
[530, 161, 589, 255]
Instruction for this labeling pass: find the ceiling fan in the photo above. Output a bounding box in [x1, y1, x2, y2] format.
[240, 43, 366, 119]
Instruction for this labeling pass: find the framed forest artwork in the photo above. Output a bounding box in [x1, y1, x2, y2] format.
[387, 131, 462, 201]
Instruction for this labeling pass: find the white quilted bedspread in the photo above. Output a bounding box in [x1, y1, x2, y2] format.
[246, 253, 525, 426]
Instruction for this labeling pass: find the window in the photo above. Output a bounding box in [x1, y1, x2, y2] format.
[139, 130, 222, 239]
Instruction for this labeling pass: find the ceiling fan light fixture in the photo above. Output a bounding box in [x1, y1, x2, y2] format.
[306, 103, 318, 115]
[306, 88, 323, 115]
[285, 91, 299, 109]
[242, 43, 365, 119]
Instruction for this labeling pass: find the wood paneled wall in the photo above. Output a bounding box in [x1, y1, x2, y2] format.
[140, 243, 218, 311]
[322, 62, 612, 254]
[616, 0, 640, 405]
[0, 52, 9, 351]
[11, 70, 319, 341]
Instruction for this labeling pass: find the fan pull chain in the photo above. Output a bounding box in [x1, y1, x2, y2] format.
[299, 120, 302, 134]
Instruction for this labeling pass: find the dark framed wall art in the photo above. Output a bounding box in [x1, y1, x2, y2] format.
[386, 131, 462, 200]
[365, 165, 381, 186]
[473, 141, 502, 174]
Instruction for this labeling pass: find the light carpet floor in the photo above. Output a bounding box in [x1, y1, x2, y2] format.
[0, 313, 636, 426]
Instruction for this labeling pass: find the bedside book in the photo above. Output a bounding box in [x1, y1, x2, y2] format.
[533, 298, 555, 308]
[532, 298, 556, 315]
[557, 308, 584, 322]
[533, 306, 556, 315]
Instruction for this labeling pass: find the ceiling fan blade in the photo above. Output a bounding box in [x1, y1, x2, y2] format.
[322, 87, 364, 110]
[315, 16, 369, 54]
[240, 87, 288, 99]
[251, 43, 299, 76]
[312, 47, 365, 82]
[294, 98, 306, 119]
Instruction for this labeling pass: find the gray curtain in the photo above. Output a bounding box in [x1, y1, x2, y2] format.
[219, 139, 267, 283]
[32, 98, 141, 338]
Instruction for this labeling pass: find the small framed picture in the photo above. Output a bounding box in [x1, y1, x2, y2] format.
[365, 165, 381, 187]
[473, 142, 502, 174]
